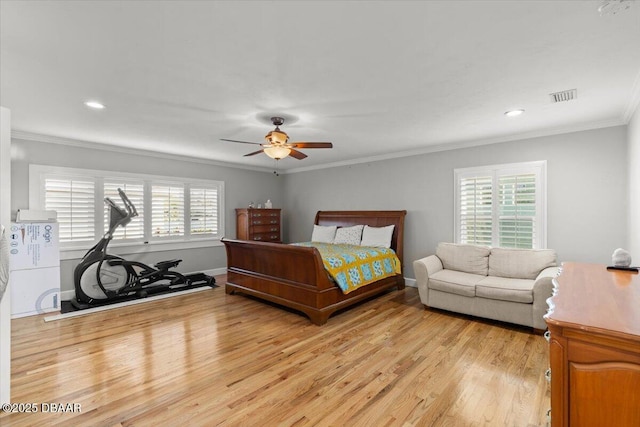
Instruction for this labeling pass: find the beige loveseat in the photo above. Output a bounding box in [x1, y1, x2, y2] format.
[413, 243, 559, 330]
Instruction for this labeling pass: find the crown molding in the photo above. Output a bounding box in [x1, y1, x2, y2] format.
[10, 130, 275, 173]
[12, 117, 627, 177]
[283, 118, 626, 174]
[623, 67, 640, 123]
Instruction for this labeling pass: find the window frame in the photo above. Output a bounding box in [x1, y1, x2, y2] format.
[454, 160, 547, 249]
[29, 164, 225, 260]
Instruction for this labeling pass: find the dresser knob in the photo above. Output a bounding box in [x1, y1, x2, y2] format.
[544, 330, 551, 342]
[545, 368, 551, 383]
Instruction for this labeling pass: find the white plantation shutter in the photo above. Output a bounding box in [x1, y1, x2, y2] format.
[32, 165, 224, 249]
[45, 178, 95, 242]
[104, 181, 145, 240]
[498, 174, 536, 249]
[152, 185, 185, 237]
[455, 161, 546, 249]
[190, 187, 218, 235]
[459, 176, 493, 246]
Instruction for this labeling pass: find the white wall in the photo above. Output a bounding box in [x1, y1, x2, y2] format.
[629, 106, 640, 259]
[283, 126, 629, 278]
[11, 137, 285, 293]
[0, 106, 12, 404]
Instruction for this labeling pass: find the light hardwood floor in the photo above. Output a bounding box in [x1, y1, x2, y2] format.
[1, 277, 550, 426]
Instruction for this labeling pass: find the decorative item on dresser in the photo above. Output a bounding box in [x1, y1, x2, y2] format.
[544, 262, 640, 427]
[235, 208, 281, 243]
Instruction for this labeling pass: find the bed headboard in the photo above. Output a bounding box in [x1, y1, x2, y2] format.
[314, 210, 407, 266]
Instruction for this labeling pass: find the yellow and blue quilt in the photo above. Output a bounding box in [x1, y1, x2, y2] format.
[294, 242, 401, 294]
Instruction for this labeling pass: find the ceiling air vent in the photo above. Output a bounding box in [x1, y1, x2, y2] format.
[549, 89, 577, 103]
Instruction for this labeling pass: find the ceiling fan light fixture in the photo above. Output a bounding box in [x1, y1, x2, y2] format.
[263, 146, 291, 160]
[221, 115, 332, 161]
[265, 129, 289, 145]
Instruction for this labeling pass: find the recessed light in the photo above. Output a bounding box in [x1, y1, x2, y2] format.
[85, 101, 105, 109]
[504, 109, 524, 117]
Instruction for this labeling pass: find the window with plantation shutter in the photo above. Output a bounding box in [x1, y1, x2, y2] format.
[151, 185, 185, 237]
[455, 161, 546, 249]
[190, 187, 218, 235]
[498, 173, 536, 249]
[459, 175, 493, 246]
[31, 165, 225, 253]
[45, 178, 95, 243]
[104, 181, 145, 240]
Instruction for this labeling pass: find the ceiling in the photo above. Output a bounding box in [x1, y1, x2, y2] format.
[1, 0, 639, 172]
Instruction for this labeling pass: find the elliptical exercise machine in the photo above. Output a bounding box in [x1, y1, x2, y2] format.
[71, 188, 214, 309]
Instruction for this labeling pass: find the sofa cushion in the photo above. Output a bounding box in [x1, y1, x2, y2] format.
[489, 248, 557, 280]
[476, 276, 535, 303]
[436, 243, 490, 276]
[428, 269, 485, 297]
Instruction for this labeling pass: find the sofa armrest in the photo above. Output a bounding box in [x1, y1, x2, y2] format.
[532, 266, 560, 330]
[535, 266, 560, 282]
[413, 255, 443, 305]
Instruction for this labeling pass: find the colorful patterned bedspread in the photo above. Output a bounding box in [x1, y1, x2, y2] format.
[293, 242, 402, 294]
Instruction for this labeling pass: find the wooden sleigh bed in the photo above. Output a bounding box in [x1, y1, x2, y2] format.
[222, 210, 407, 325]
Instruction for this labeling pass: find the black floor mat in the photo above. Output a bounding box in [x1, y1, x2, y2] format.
[61, 281, 217, 314]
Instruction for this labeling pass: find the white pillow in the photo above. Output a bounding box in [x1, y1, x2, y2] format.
[311, 225, 337, 243]
[360, 224, 395, 248]
[333, 225, 364, 245]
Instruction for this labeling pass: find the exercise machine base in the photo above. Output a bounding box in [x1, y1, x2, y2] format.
[69, 273, 216, 311]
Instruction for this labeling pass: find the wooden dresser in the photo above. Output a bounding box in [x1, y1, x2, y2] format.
[544, 262, 640, 427]
[235, 208, 282, 243]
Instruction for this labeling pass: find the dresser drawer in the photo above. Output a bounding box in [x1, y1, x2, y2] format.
[250, 232, 281, 242]
[249, 210, 280, 218]
[251, 224, 280, 233]
[250, 218, 280, 226]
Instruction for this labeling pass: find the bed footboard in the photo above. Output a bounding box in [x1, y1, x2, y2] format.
[222, 238, 403, 325]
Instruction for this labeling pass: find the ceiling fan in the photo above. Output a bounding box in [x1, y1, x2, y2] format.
[221, 117, 333, 160]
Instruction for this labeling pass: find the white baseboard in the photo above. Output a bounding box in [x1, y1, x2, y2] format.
[61, 268, 411, 300]
[46, 287, 212, 322]
[60, 289, 75, 301]
[61, 267, 226, 301]
[204, 267, 227, 277]
[404, 277, 417, 288]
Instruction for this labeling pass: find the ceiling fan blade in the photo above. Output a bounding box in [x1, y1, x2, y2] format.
[244, 149, 265, 157]
[221, 138, 263, 146]
[289, 142, 333, 149]
[288, 149, 308, 160]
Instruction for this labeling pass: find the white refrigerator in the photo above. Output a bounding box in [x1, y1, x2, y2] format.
[8, 222, 60, 318]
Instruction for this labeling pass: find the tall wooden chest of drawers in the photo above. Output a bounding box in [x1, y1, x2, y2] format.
[235, 208, 282, 243]
[544, 262, 640, 427]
